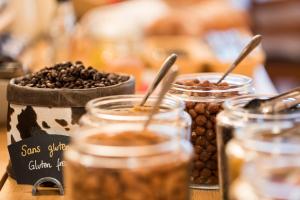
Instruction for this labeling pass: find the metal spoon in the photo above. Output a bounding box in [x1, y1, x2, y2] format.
[216, 35, 262, 84]
[244, 87, 300, 113]
[139, 53, 177, 106]
[143, 69, 178, 130]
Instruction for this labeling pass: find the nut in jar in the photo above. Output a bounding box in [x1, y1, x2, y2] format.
[168, 73, 253, 189]
[64, 123, 193, 200]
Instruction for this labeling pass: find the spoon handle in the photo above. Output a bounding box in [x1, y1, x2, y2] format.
[261, 87, 300, 113]
[139, 54, 177, 106]
[143, 69, 178, 130]
[217, 35, 262, 84]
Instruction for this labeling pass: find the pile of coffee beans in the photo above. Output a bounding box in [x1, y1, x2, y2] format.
[14, 61, 130, 89]
[176, 79, 238, 186]
[66, 130, 191, 200]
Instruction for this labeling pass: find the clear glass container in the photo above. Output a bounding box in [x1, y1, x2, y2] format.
[231, 126, 300, 200]
[168, 73, 253, 189]
[217, 95, 300, 200]
[64, 122, 193, 200]
[80, 94, 191, 140]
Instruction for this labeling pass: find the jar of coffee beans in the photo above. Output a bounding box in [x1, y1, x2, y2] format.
[6, 61, 134, 179]
[80, 94, 191, 140]
[217, 96, 300, 199]
[64, 122, 193, 200]
[168, 73, 253, 189]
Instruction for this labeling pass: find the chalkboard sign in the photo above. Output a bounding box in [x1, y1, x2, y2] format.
[8, 134, 70, 185]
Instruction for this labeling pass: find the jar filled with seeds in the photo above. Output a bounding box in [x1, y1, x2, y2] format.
[217, 95, 300, 200]
[64, 122, 193, 200]
[80, 94, 191, 140]
[168, 73, 253, 189]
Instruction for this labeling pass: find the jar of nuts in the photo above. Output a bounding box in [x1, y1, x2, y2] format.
[80, 94, 192, 140]
[168, 73, 253, 189]
[217, 95, 300, 200]
[64, 122, 193, 200]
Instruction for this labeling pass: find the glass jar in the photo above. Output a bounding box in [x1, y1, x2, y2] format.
[217, 95, 300, 200]
[64, 122, 193, 200]
[168, 73, 253, 189]
[80, 94, 191, 140]
[231, 125, 300, 200]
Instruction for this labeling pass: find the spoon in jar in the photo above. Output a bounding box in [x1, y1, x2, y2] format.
[216, 35, 262, 84]
[143, 69, 178, 130]
[244, 87, 300, 113]
[139, 53, 177, 106]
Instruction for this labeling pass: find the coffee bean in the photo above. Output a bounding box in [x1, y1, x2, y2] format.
[15, 61, 130, 89]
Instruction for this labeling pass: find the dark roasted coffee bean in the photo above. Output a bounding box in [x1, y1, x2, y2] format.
[15, 61, 130, 89]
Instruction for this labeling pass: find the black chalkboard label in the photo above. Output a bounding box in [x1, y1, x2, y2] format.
[8, 134, 70, 185]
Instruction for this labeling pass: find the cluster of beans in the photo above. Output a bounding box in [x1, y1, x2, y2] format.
[176, 79, 237, 185]
[66, 131, 190, 200]
[15, 61, 130, 89]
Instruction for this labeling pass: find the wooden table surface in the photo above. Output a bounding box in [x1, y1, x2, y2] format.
[0, 127, 219, 200]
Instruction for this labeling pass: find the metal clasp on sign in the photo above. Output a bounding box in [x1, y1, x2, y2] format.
[32, 177, 64, 196]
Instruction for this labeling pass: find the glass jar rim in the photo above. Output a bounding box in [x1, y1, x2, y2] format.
[223, 94, 300, 120]
[85, 94, 184, 121]
[170, 73, 253, 93]
[70, 123, 191, 158]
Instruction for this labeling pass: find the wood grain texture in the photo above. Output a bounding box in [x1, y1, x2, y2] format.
[0, 178, 219, 200]
[0, 127, 8, 189]
[0, 127, 219, 200]
[191, 189, 219, 200]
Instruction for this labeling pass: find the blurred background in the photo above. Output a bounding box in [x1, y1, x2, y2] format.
[0, 0, 299, 94]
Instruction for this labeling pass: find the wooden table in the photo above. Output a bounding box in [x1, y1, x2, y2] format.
[0, 127, 219, 200]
